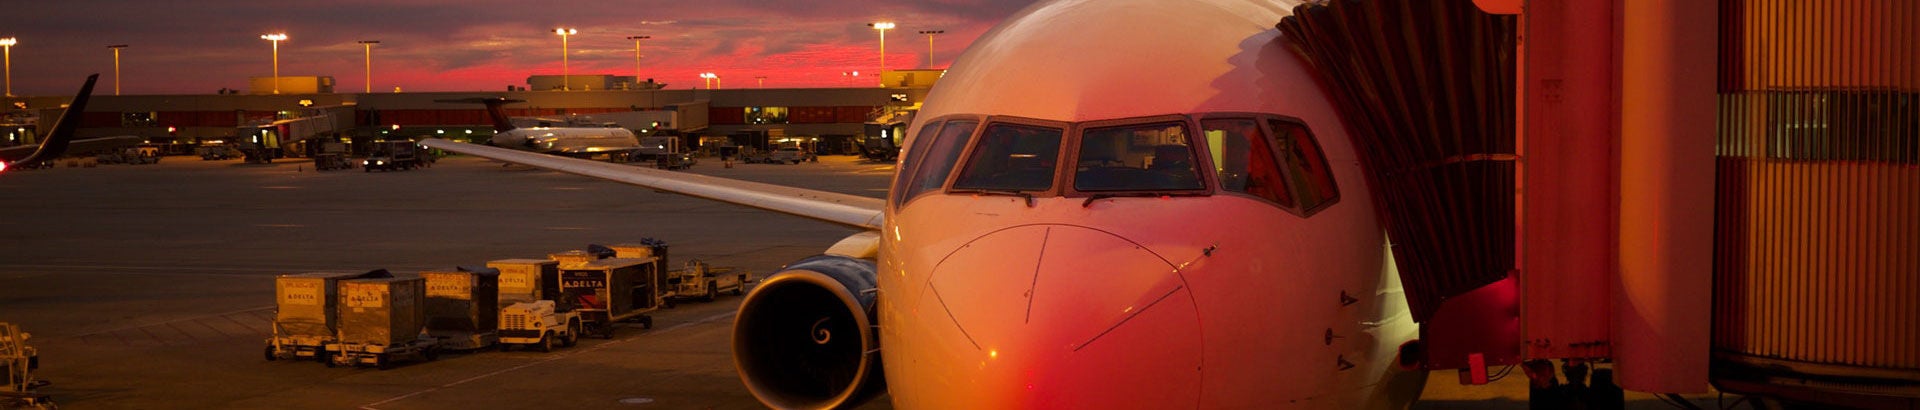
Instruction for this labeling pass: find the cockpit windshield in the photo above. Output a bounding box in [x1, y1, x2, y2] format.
[886, 112, 1338, 217]
[951, 123, 1063, 192]
[1073, 121, 1204, 192]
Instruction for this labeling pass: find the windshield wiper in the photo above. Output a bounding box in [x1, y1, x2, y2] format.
[954, 188, 1035, 208]
[1082, 192, 1205, 208]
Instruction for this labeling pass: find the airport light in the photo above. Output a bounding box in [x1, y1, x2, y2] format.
[555, 28, 577, 90]
[918, 30, 943, 67]
[260, 33, 288, 94]
[869, 22, 895, 87]
[358, 40, 380, 94]
[0, 38, 16, 97]
[626, 35, 650, 88]
[107, 45, 128, 95]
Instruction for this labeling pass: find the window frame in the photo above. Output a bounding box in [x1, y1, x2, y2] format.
[943, 115, 1074, 197]
[1062, 114, 1217, 198]
[892, 114, 987, 211]
[1198, 112, 1341, 218]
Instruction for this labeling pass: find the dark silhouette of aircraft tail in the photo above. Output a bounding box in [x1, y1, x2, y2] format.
[435, 97, 524, 133]
[0, 74, 99, 173]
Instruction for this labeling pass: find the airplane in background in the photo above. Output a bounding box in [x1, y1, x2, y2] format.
[0, 75, 108, 174]
[438, 97, 644, 160]
[425, 0, 1430, 408]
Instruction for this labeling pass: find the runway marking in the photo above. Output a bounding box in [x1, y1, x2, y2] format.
[57, 305, 274, 341]
[358, 310, 738, 410]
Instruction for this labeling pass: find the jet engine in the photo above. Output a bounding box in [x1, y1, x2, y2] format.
[732, 255, 884, 409]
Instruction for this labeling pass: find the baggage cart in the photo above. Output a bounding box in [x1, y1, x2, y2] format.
[329, 277, 438, 369]
[423, 270, 500, 351]
[266, 271, 389, 363]
[559, 257, 666, 338]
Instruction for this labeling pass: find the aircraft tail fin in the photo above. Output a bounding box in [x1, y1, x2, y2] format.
[435, 97, 524, 133]
[2, 74, 99, 171]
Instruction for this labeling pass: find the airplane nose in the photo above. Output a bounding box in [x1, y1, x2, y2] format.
[924, 224, 1203, 408]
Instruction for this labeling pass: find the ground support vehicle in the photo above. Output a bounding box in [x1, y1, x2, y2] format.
[423, 270, 500, 351]
[363, 141, 419, 172]
[497, 300, 581, 352]
[266, 271, 389, 363]
[766, 146, 816, 164]
[236, 142, 275, 164]
[329, 277, 437, 369]
[2, 322, 53, 409]
[98, 147, 160, 165]
[667, 260, 752, 302]
[560, 257, 665, 338]
[313, 153, 352, 171]
[197, 144, 239, 160]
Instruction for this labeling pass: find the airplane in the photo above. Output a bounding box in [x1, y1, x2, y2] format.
[0, 75, 103, 174]
[422, 0, 1430, 408]
[437, 97, 645, 159]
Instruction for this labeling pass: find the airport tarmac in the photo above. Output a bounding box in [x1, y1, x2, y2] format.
[0, 154, 1726, 409]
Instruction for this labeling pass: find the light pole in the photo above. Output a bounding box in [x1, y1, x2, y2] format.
[0, 38, 16, 97]
[555, 28, 576, 90]
[260, 33, 287, 94]
[358, 40, 379, 94]
[699, 72, 718, 89]
[107, 44, 128, 95]
[918, 30, 943, 67]
[869, 22, 894, 87]
[755, 76, 766, 88]
[626, 35, 649, 89]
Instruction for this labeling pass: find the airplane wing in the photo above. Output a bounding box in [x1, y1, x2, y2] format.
[1, 136, 143, 162]
[418, 139, 886, 230]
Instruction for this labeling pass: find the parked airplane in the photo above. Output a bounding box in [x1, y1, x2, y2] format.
[439, 97, 644, 159]
[423, 0, 1428, 408]
[0, 75, 106, 174]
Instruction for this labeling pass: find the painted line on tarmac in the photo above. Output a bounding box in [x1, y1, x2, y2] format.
[57, 305, 274, 340]
[358, 310, 739, 410]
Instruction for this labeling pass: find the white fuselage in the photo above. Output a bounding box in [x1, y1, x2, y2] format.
[875, 0, 1423, 407]
[491, 127, 641, 155]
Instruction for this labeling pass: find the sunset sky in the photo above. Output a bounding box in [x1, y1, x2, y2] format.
[0, 0, 1038, 96]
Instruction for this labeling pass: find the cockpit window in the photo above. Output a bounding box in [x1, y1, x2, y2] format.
[894, 120, 978, 207]
[1073, 122, 1205, 191]
[1268, 118, 1338, 213]
[1203, 118, 1295, 208]
[951, 123, 1063, 192]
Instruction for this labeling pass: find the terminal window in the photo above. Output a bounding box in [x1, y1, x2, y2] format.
[746, 107, 789, 125]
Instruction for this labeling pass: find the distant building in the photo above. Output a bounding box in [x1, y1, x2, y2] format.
[526, 75, 665, 91]
[880, 69, 945, 88]
[247, 76, 335, 95]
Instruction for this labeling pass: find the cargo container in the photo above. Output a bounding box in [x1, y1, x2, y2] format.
[423, 270, 500, 350]
[330, 277, 437, 369]
[266, 271, 389, 363]
[560, 257, 664, 337]
[548, 250, 601, 268]
[489, 259, 562, 308]
[609, 241, 667, 262]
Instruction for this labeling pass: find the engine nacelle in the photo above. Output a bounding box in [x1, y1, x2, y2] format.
[733, 255, 884, 409]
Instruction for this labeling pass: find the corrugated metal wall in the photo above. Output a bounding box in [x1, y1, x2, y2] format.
[1712, 0, 1920, 394]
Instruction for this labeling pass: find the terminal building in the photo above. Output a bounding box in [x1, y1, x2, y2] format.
[0, 70, 942, 158]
